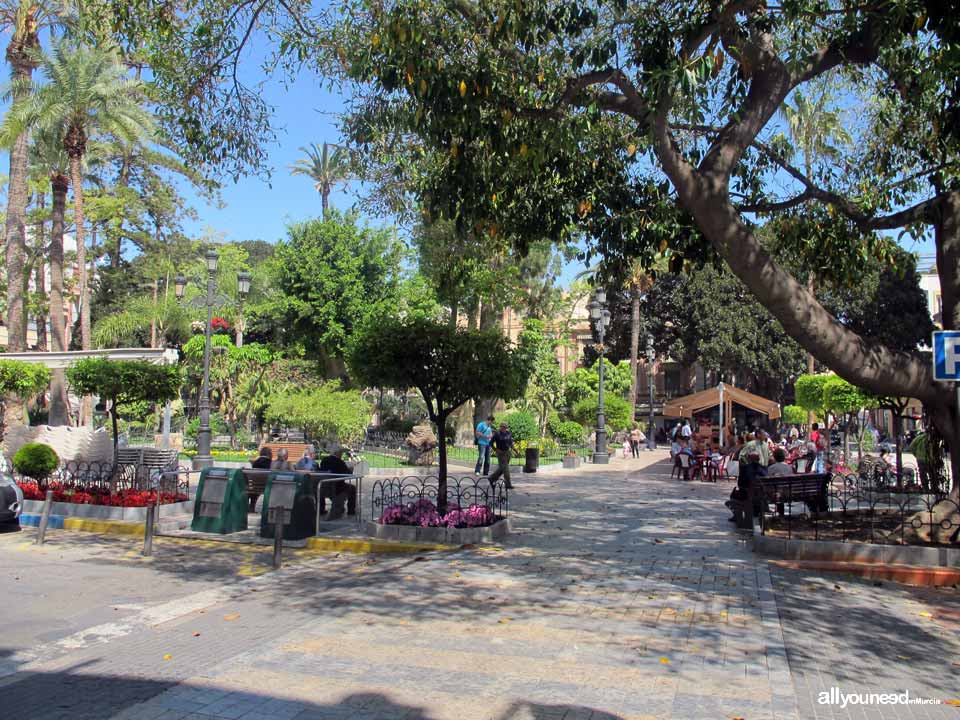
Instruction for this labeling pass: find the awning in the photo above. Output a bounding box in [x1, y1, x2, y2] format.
[663, 384, 781, 420]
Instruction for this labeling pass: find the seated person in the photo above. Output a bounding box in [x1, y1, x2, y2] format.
[767, 448, 792, 477]
[248, 446, 273, 512]
[270, 447, 293, 471]
[295, 447, 318, 471]
[725, 452, 766, 521]
[318, 447, 357, 518]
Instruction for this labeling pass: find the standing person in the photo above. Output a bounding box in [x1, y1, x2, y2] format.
[474, 414, 494, 475]
[681, 419, 692, 443]
[488, 422, 515, 489]
[810, 422, 826, 472]
[630, 426, 643, 458]
[788, 424, 800, 442]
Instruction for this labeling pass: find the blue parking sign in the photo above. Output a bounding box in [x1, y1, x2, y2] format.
[933, 331, 960, 381]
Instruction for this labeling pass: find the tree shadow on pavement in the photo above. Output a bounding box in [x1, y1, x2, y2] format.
[0, 667, 626, 720]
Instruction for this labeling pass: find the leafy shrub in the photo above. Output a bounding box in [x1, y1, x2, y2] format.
[185, 412, 229, 440]
[571, 396, 633, 432]
[13, 443, 60, 482]
[550, 420, 585, 445]
[502, 410, 538, 442]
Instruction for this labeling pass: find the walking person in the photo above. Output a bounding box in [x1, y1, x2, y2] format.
[630, 425, 643, 458]
[474, 414, 494, 475]
[488, 421, 515, 489]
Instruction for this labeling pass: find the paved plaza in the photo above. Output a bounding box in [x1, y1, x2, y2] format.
[1, 453, 958, 719]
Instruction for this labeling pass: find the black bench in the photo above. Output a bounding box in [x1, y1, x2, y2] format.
[728, 470, 830, 529]
[760, 474, 830, 515]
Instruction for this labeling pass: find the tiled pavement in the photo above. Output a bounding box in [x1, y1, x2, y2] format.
[2, 452, 959, 719]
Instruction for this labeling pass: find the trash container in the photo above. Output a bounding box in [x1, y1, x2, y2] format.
[524, 447, 539, 473]
[191, 467, 248, 534]
[260, 471, 316, 540]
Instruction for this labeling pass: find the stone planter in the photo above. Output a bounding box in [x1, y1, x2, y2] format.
[365, 517, 511, 545]
[21, 498, 194, 522]
[562, 456, 582, 469]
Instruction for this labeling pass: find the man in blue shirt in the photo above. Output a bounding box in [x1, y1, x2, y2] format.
[475, 415, 494, 475]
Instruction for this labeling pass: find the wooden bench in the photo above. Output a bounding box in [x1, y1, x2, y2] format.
[240, 468, 272, 509]
[261, 442, 313, 462]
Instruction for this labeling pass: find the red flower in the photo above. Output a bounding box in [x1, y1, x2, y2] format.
[211, 317, 231, 331]
[16, 481, 187, 507]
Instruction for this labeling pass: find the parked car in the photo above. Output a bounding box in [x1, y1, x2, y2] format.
[0, 472, 23, 526]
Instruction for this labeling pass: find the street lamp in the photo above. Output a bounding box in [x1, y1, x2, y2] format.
[175, 250, 251, 470]
[589, 288, 610, 464]
[236, 271, 252, 347]
[646, 338, 656, 450]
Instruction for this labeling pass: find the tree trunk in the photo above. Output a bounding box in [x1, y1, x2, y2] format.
[473, 297, 501, 427]
[806, 272, 816, 426]
[321, 186, 329, 220]
[48, 175, 70, 426]
[71, 153, 92, 426]
[435, 408, 449, 515]
[627, 290, 640, 418]
[34, 191, 48, 352]
[150, 278, 158, 348]
[111, 401, 119, 454]
[3, 36, 35, 354]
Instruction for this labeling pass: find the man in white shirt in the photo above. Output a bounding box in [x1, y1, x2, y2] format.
[681, 420, 692, 441]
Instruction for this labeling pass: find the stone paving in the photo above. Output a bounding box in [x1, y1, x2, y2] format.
[1, 453, 958, 719]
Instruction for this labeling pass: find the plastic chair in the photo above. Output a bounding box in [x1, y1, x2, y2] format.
[677, 453, 691, 481]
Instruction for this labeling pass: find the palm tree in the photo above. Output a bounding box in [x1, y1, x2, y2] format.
[93, 293, 192, 350]
[779, 86, 852, 383]
[2, 41, 154, 423]
[29, 129, 72, 423]
[1, 1, 41, 353]
[289, 142, 351, 219]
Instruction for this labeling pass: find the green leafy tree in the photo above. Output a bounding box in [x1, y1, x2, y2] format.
[266, 212, 404, 372]
[265, 383, 371, 446]
[329, 0, 960, 495]
[822, 376, 879, 463]
[782, 406, 808, 427]
[65, 358, 180, 451]
[347, 315, 529, 510]
[563, 360, 633, 411]
[289, 142, 352, 220]
[549, 419, 584, 446]
[501, 410, 537, 443]
[0, 359, 51, 439]
[13, 442, 59, 487]
[515, 319, 564, 437]
[572, 396, 632, 435]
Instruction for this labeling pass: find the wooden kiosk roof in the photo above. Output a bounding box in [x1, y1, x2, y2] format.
[662, 385, 781, 420]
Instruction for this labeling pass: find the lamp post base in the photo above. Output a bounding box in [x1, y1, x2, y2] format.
[592, 452, 610, 464]
[192, 455, 214, 470]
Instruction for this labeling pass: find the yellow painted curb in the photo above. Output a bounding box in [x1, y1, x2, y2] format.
[63, 518, 144, 536]
[304, 536, 459, 554]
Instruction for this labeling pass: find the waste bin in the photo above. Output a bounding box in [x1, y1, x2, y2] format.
[524, 447, 539, 473]
[191, 467, 248, 534]
[259, 471, 317, 540]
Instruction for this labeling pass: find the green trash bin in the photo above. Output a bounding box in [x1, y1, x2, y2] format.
[259, 471, 317, 540]
[191, 467, 248, 534]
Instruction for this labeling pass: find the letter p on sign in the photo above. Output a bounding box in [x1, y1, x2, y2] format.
[933, 331, 960, 381]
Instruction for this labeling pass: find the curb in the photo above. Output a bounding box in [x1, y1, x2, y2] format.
[304, 536, 459, 554]
[19, 514, 144, 536]
[767, 559, 960, 587]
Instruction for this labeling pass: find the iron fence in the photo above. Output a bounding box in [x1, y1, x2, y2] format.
[370, 474, 509, 526]
[758, 472, 959, 546]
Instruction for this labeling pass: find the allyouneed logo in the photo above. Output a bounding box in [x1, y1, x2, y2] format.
[818, 688, 958, 708]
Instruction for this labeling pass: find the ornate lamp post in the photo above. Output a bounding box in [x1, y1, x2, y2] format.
[175, 251, 250, 470]
[646, 338, 657, 450]
[588, 288, 611, 464]
[236, 271, 251, 347]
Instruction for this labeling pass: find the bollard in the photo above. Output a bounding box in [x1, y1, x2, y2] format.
[272, 512, 283, 570]
[143, 503, 155, 557]
[36, 490, 54, 545]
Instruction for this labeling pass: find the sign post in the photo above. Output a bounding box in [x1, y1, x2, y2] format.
[933, 332, 960, 448]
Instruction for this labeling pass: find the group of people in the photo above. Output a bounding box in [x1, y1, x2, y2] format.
[249, 445, 357, 518]
[474, 416, 515, 489]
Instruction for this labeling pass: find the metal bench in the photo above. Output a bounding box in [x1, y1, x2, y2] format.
[760, 473, 831, 515]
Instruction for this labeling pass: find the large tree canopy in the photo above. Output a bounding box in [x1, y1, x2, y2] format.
[326, 0, 960, 485]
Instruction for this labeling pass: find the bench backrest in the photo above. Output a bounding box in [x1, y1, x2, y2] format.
[241, 468, 272, 495]
[261, 442, 313, 461]
[760, 474, 829, 502]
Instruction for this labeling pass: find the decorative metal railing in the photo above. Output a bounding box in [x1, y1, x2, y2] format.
[370, 474, 509, 526]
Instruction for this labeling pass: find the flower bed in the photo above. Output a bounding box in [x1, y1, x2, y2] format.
[17, 481, 187, 507]
[379, 498, 496, 528]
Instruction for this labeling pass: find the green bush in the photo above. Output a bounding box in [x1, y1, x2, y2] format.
[571, 396, 633, 432]
[502, 410, 538, 442]
[185, 413, 229, 439]
[13, 443, 60, 482]
[551, 420, 585, 445]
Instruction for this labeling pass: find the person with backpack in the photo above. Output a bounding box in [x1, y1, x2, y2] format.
[488, 422, 515, 489]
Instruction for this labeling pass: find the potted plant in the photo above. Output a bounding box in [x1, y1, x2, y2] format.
[562, 449, 581, 469]
[13, 442, 60, 491]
